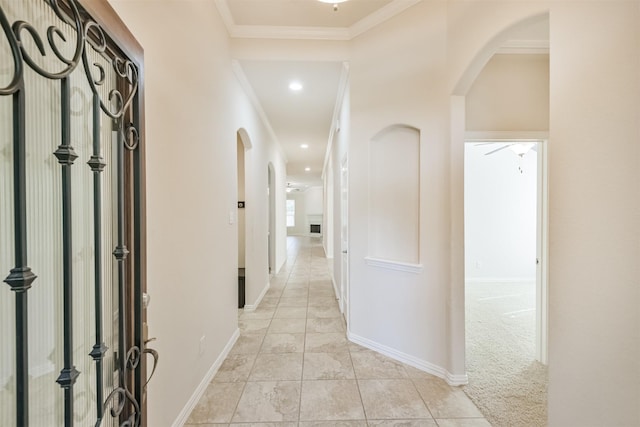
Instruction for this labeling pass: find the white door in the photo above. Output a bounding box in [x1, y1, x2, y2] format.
[340, 157, 349, 324]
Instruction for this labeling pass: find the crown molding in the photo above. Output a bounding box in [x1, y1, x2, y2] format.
[231, 25, 351, 41]
[497, 39, 550, 54]
[214, 0, 235, 36]
[215, 0, 420, 41]
[349, 0, 421, 38]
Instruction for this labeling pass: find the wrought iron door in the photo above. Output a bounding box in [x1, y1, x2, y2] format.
[0, 1, 154, 426]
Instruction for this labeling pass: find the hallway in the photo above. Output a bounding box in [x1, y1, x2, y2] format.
[185, 236, 490, 426]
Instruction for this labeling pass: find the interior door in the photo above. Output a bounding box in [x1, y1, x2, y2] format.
[0, 1, 154, 426]
[340, 156, 349, 324]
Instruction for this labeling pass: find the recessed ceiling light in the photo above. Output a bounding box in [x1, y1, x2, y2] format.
[300, 144, 309, 149]
[305, 167, 311, 172]
[289, 81, 303, 91]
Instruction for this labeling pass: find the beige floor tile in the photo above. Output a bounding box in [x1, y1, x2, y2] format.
[358, 379, 432, 420]
[303, 352, 355, 380]
[308, 288, 335, 297]
[299, 422, 367, 427]
[434, 419, 492, 427]
[351, 351, 409, 379]
[413, 378, 483, 419]
[368, 421, 438, 427]
[278, 297, 308, 307]
[232, 423, 296, 427]
[274, 306, 308, 319]
[307, 305, 342, 319]
[231, 381, 301, 423]
[239, 318, 271, 333]
[308, 296, 339, 307]
[269, 318, 307, 333]
[404, 365, 441, 381]
[230, 334, 266, 355]
[305, 333, 349, 353]
[282, 288, 309, 298]
[185, 424, 228, 427]
[224, 237, 492, 426]
[348, 342, 370, 353]
[265, 287, 284, 296]
[260, 297, 281, 309]
[186, 382, 245, 423]
[213, 353, 257, 382]
[306, 317, 345, 333]
[299, 380, 365, 421]
[261, 333, 305, 353]
[249, 353, 303, 381]
[239, 308, 275, 320]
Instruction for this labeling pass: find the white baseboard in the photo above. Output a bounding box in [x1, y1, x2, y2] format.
[465, 277, 535, 284]
[347, 331, 468, 386]
[243, 281, 270, 312]
[171, 328, 240, 427]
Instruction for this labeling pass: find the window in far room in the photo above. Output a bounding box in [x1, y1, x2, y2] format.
[286, 199, 295, 227]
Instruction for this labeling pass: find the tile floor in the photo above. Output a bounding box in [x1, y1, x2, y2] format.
[186, 236, 491, 427]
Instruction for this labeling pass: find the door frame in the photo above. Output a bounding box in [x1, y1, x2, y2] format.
[463, 137, 549, 365]
[340, 155, 349, 326]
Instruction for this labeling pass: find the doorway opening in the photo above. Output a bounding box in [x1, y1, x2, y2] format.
[463, 139, 548, 421]
[237, 133, 247, 308]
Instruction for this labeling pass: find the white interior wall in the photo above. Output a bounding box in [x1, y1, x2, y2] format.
[305, 186, 323, 214]
[464, 145, 537, 282]
[107, 1, 287, 425]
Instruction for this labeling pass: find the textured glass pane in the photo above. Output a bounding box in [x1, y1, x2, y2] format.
[0, 97, 16, 427]
[1, 1, 123, 426]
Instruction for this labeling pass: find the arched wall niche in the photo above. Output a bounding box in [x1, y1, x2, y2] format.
[237, 127, 253, 150]
[367, 124, 421, 265]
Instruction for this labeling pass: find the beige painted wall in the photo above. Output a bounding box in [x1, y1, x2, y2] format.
[108, 0, 639, 425]
[108, 1, 287, 424]
[336, 1, 639, 425]
[547, 3, 640, 425]
[466, 53, 549, 131]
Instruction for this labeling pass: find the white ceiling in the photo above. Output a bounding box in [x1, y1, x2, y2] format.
[217, 0, 418, 191]
[219, 1, 549, 191]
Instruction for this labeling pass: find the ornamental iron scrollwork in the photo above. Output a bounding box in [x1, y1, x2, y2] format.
[0, 1, 153, 426]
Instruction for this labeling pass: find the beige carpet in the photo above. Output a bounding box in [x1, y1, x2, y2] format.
[463, 281, 548, 427]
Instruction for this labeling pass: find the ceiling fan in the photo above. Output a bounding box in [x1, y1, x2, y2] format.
[474, 142, 538, 174]
[476, 142, 537, 157]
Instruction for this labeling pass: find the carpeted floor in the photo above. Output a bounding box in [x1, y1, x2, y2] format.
[464, 281, 548, 427]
